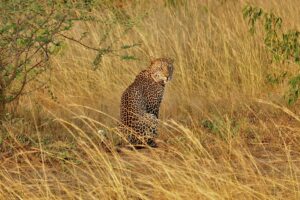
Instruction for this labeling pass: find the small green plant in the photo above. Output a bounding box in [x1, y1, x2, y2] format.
[201, 116, 239, 141]
[243, 5, 300, 104]
[266, 72, 287, 85]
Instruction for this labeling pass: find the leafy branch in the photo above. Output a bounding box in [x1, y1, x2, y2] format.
[0, 0, 140, 118]
[243, 5, 300, 104]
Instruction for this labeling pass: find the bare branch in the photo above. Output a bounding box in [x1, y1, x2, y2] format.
[58, 33, 100, 51]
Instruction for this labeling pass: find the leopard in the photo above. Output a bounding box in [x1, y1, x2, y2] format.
[119, 57, 174, 148]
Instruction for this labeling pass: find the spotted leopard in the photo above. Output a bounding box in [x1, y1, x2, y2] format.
[120, 58, 174, 148]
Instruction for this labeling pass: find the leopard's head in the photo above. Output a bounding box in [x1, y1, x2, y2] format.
[149, 57, 174, 85]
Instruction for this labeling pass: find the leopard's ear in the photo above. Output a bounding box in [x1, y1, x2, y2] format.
[149, 56, 156, 65]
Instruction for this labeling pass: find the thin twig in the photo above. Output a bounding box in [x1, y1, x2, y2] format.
[59, 33, 100, 51]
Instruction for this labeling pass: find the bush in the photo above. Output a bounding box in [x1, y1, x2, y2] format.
[243, 5, 300, 104]
[0, 0, 138, 119]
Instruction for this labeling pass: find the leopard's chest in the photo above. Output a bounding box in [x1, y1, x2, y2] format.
[135, 74, 165, 111]
[143, 84, 164, 109]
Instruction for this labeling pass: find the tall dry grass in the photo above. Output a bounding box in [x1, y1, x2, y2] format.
[1, 0, 300, 199]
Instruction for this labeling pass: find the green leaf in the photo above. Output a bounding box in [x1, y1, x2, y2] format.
[121, 42, 141, 49]
[121, 55, 137, 60]
[93, 52, 103, 67]
[93, 48, 111, 69]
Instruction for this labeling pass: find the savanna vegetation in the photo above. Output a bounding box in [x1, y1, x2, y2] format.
[0, 0, 299, 199]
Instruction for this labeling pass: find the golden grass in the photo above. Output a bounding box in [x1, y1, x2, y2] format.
[1, 0, 300, 199]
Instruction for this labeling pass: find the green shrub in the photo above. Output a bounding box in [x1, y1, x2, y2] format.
[0, 0, 138, 119]
[243, 5, 300, 104]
